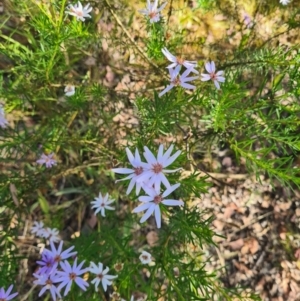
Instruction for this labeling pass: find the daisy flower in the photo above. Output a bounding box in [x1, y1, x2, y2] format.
[279, 0, 291, 4]
[89, 262, 117, 292]
[200, 61, 225, 90]
[139, 0, 167, 23]
[158, 67, 198, 97]
[47, 240, 77, 264]
[139, 251, 152, 264]
[33, 272, 61, 301]
[0, 285, 18, 301]
[37, 241, 77, 273]
[242, 12, 252, 28]
[36, 251, 57, 275]
[56, 258, 89, 296]
[91, 193, 115, 217]
[64, 85, 75, 96]
[42, 227, 61, 243]
[132, 183, 183, 228]
[112, 148, 145, 195]
[36, 153, 57, 168]
[66, 2, 92, 22]
[30, 221, 46, 237]
[138, 144, 181, 191]
[162, 47, 198, 75]
[0, 106, 8, 129]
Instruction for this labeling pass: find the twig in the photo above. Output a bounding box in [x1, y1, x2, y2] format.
[230, 211, 273, 235]
[20, 284, 37, 301]
[103, 0, 167, 79]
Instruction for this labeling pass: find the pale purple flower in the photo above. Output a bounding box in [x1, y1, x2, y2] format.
[112, 148, 145, 195]
[158, 67, 198, 97]
[0, 285, 18, 301]
[139, 251, 152, 264]
[0, 107, 8, 128]
[36, 153, 57, 168]
[132, 183, 183, 228]
[31, 221, 45, 237]
[242, 12, 252, 28]
[64, 84, 75, 96]
[91, 193, 115, 217]
[138, 144, 181, 191]
[279, 0, 291, 4]
[56, 258, 89, 296]
[36, 252, 57, 275]
[42, 227, 60, 243]
[139, 0, 167, 23]
[37, 241, 77, 273]
[200, 61, 225, 90]
[162, 47, 198, 75]
[33, 272, 61, 301]
[66, 2, 92, 21]
[48, 240, 77, 263]
[89, 262, 117, 292]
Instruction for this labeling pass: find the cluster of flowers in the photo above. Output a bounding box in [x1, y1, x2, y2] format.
[112, 144, 184, 228]
[30, 221, 152, 301]
[34, 144, 185, 229]
[138, 0, 226, 94]
[59, 0, 294, 100]
[32, 240, 117, 301]
[4, 0, 289, 166]
[31, 221, 61, 243]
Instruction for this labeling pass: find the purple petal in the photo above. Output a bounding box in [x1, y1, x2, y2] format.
[133, 202, 152, 213]
[125, 148, 135, 165]
[64, 280, 73, 296]
[162, 47, 176, 62]
[170, 67, 180, 80]
[214, 80, 220, 89]
[162, 183, 181, 197]
[159, 84, 174, 97]
[161, 144, 174, 162]
[75, 277, 89, 291]
[201, 74, 211, 81]
[138, 196, 153, 202]
[163, 150, 181, 167]
[112, 168, 134, 174]
[5, 285, 13, 297]
[157, 1, 167, 12]
[166, 62, 177, 69]
[154, 205, 161, 228]
[143, 147, 157, 164]
[181, 82, 195, 89]
[126, 177, 136, 195]
[134, 148, 142, 164]
[162, 199, 184, 206]
[140, 204, 155, 223]
[158, 173, 171, 189]
[216, 76, 225, 82]
[157, 144, 164, 161]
